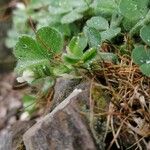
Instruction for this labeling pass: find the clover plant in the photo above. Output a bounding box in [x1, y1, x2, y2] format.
[8, 0, 150, 94]
[132, 24, 150, 77]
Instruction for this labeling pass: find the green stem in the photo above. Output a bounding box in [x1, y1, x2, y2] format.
[129, 10, 150, 37]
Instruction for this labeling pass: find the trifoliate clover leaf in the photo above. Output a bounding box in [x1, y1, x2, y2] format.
[14, 35, 51, 73]
[82, 48, 97, 63]
[29, 0, 50, 8]
[132, 45, 150, 65]
[86, 16, 109, 31]
[63, 54, 80, 64]
[49, 0, 86, 8]
[67, 34, 87, 57]
[14, 27, 63, 79]
[22, 94, 36, 114]
[97, 52, 118, 63]
[140, 24, 150, 46]
[53, 65, 71, 76]
[74, 6, 88, 13]
[51, 24, 71, 37]
[63, 48, 97, 66]
[49, 0, 88, 24]
[83, 26, 101, 48]
[92, 0, 119, 17]
[140, 63, 150, 77]
[48, 6, 72, 15]
[132, 45, 150, 77]
[36, 26, 63, 55]
[61, 11, 83, 24]
[119, 0, 149, 29]
[119, 0, 148, 20]
[101, 27, 121, 41]
[14, 36, 45, 60]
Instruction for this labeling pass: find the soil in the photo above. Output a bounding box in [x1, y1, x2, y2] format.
[0, 72, 23, 139]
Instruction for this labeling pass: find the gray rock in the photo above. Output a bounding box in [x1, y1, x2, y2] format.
[0, 121, 35, 150]
[50, 77, 81, 110]
[0, 131, 12, 150]
[11, 121, 35, 150]
[23, 88, 97, 150]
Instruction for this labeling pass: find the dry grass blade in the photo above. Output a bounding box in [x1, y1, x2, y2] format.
[92, 54, 150, 148]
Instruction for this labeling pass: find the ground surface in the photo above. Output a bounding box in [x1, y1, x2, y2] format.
[0, 73, 23, 142]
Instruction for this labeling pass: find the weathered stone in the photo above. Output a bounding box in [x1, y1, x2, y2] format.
[0, 121, 35, 150]
[0, 131, 12, 150]
[11, 121, 35, 150]
[23, 89, 97, 150]
[50, 77, 81, 110]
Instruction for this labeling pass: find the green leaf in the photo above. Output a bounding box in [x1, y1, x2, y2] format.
[132, 45, 150, 77]
[41, 77, 55, 93]
[63, 54, 80, 64]
[15, 59, 51, 75]
[140, 24, 150, 46]
[119, 0, 149, 29]
[14, 36, 45, 60]
[53, 64, 70, 76]
[61, 11, 83, 24]
[37, 15, 61, 29]
[48, 6, 72, 15]
[23, 94, 36, 114]
[14, 35, 51, 73]
[68, 34, 87, 57]
[101, 27, 121, 41]
[122, 18, 136, 31]
[29, 0, 50, 8]
[110, 13, 123, 28]
[49, 0, 86, 8]
[119, 0, 149, 19]
[83, 26, 101, 48]
[82, 48, 97, 63]
[132, 45, 150, 65]
[52, 24, 71, 37]
[140, 63, 150, 77]
[92, 0, 119, 17]
[97, 52, 118, 63]
[36, 26, 63, 54]
[74, 6, 88, 13]
[86, 16, 109, 31]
